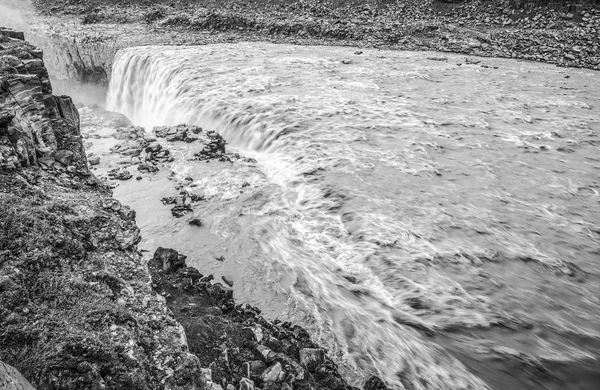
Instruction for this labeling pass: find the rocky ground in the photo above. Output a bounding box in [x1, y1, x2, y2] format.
[30, 0, 600, 74]
[1, 30, 385, 389]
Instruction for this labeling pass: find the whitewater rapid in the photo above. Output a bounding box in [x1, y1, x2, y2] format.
[107, 43, 600, 390]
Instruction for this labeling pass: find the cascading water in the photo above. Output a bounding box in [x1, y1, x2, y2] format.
[107, 43, 600, 389]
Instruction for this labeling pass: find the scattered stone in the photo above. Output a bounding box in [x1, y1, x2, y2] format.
[341, 59, 353, 64]
[171, 204, 193, 218]
[89, 156, 101, 166]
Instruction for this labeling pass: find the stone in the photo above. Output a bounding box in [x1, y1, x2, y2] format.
[364, 376, 388, 390]
[152, 247, 187, 273]
[243, 360, 267, 379]
[188, 218, 203, 227]
[171, 205, 193, 218]
[112, 169, 132, 180]
[89, 156, 101, 166]
[55, 149, 74, 166]
[299, 348, 325, 372]
[564, 53, 576, 61]
[238, 378, 255, 390]
[145, 142, 162, 153]
[261, 362, 285, 383]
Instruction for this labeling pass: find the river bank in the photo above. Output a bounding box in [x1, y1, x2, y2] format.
[0, 30, 384, 390]
[27, 0, 600, 81]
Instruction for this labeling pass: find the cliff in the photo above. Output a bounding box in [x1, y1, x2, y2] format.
[0, 28, 202, 389]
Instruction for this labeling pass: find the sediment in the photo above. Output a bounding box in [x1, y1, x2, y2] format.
[0, 30, 382, 390]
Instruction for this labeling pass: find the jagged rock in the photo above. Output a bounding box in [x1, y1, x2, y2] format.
[152, 247, 187, 273]
[299, 348, 325, 372]
[238, 377, 255, 390]
[145, 141, 162, 153]
[243, 360, 266, 379]
[0, 360, 35, 390]
[364, 376, 388, 390]
[55, 149, 74, 165]
[261, 362, 285, 383]
[172, 204, 193, 218]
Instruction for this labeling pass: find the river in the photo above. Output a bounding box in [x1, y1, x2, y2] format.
[104, 43, 600, 390]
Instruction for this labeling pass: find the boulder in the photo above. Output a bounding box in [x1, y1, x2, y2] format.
[152, 247, 187, 273]
[364, 376, 388, 390]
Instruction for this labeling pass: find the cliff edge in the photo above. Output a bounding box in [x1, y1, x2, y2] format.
[0, 28, 202, 389]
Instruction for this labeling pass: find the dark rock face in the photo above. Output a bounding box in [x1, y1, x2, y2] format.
[149, 247, 386, 390]
[0, 30, 87, 173]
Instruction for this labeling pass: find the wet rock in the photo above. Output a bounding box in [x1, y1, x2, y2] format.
[189, 218, 203, 227]
[152, 247, 187, 273]
[145, 141, 162, 153]
[364, 376, 388, 390]
[299, 348, 325, 372]
[171, 204, 193, 218]
[137, 163, 159, 173]
[108, 168, 132, 180]
[154, 124, 199, 143]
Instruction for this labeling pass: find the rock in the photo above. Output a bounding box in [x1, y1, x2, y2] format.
[238, 378, 255, 390]
[564, 53, 576, 61]
[221, 276, 233, 287]
[242, 361, 266, 379]
[110, 169, 132, 180]
[137, 163, 159, 173]
[253, 345, 276, 364]
[261, 362, 285, 383]
[89, 156, 101, 166]
[152, 247, 187, 272]
[145, 142, 162, 153]
[172, 205, 193, 218]
[188, 218, 203, 227]
[55, 149, 75, 166]
[0, 360, 35, 390]
[364, 376, 388, 390]
[299, 348, 325, 372]
[341, 59, 353, 64]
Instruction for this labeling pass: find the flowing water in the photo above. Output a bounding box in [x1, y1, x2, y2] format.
[106, 43, 600, 390]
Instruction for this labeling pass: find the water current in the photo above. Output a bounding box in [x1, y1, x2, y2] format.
[106, 43, 600, 390]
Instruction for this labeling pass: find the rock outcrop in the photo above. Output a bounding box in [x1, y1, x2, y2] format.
[0, 27, 86, 172]
[0, 31, 202, 390]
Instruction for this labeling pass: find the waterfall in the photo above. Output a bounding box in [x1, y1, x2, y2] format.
[105, 42, 600, 390]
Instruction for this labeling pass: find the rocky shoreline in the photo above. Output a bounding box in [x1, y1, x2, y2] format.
[0, 30, 385, 389]
[25, 0, 600, 84]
